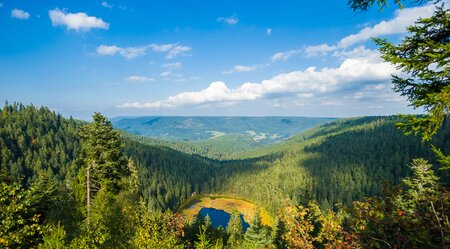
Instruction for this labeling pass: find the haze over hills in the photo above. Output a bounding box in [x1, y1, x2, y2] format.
[112, 116, 336, 157]
[112, 116, 335, 143]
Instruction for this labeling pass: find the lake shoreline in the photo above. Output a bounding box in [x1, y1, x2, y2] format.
[179, 194, 274, 227]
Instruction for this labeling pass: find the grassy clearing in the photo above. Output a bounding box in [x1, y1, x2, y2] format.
[179, 194, 274, 227]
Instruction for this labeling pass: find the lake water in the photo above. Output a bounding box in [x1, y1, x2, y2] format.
[199, 208, 250, 232]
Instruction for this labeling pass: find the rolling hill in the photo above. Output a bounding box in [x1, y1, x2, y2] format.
[112, 116, 336, 157]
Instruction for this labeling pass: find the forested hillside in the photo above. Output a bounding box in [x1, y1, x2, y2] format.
[218, 116, 450, 213]
[0, 102, 81, 183]
[123, 114, 450, 214]
[1, 103, 449, 248]
[2, 103, 448, 215]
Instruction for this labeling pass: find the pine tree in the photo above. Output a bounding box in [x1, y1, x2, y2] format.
[271, 218, 286, 249]
[39, 222, 67, 249]
[242, 210, 271, 248]
[195, 226, 213, 249]
[204, 214, 213, 230]
[79, 112, 129, 223]
[226, 211, 243, 248]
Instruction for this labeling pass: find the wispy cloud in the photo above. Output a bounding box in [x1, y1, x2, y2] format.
[96, 45, 146, 59]
[304, 44, 336, 57]
[162, 62, 182, 70]
[49, 9, 109, 31]
[125, 76, 155, 82]
[96, 43, 191, 59]
[0, 3, 4, 8]
[101, 1, 113, 9]
[223, 65, 258, 74]
[160, 71, 171, 77]
[266, 28, 272, 35]
[165, 45, 191, 59]
[11, 9, 30, 20]
[149, 44, 173, 52]
[271, 49, 302, 62]
[217, 15, 239, 25]
[118, 50, 397, 109]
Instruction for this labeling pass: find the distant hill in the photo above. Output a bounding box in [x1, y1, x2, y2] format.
[112, 116, 336, 156]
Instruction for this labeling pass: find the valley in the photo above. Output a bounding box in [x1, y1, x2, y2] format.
[1, 103, 449, 248]
[113, 116, 335, 158]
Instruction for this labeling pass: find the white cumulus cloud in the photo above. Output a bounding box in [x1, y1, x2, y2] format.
[272, 3, 440, 61]
[49, 9, 109, 31]
[118, 51, 397, 109]
[11, 9, 30, 20]
[332, 46, 379, 60]
[337, 3, 436, 48]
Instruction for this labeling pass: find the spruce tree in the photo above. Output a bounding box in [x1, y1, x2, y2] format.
[272, 218, 286, 249]
[79, 112, 129, 224]
[195, 226, 213, 249]
[374, 6, 450, 143]
[226, 211, 243, 248]
[243, 210, 271, 248]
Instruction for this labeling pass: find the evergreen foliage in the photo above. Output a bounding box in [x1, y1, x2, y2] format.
[0, 175, 43, 248]
[374, 6, 450, 142]
[79, 112, 129, 194]
[348, 0, 440, 12]
[0, 102, 80, 184]
[242, 211, 271, 248]
[0, 102, 449, 248]
[349, 159, 449, 248]
[226, 211, 244, 248]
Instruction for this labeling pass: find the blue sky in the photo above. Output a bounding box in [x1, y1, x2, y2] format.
[0, 0, 444, 119]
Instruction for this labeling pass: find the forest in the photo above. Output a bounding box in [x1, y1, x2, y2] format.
[1, 0, 450, 248]
[1, 100, 449, 248]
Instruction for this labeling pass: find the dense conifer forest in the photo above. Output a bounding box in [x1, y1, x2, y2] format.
[1, 102, 449, 248]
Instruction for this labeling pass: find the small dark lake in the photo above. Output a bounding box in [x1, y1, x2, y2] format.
[199, 208, 250, 232]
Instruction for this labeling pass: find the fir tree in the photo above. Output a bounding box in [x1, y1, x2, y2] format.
[226, 211, 244, 248]
[242, 210, 271, 248]
[79, 112, 129, 223]
[271, 218, 286, 249]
